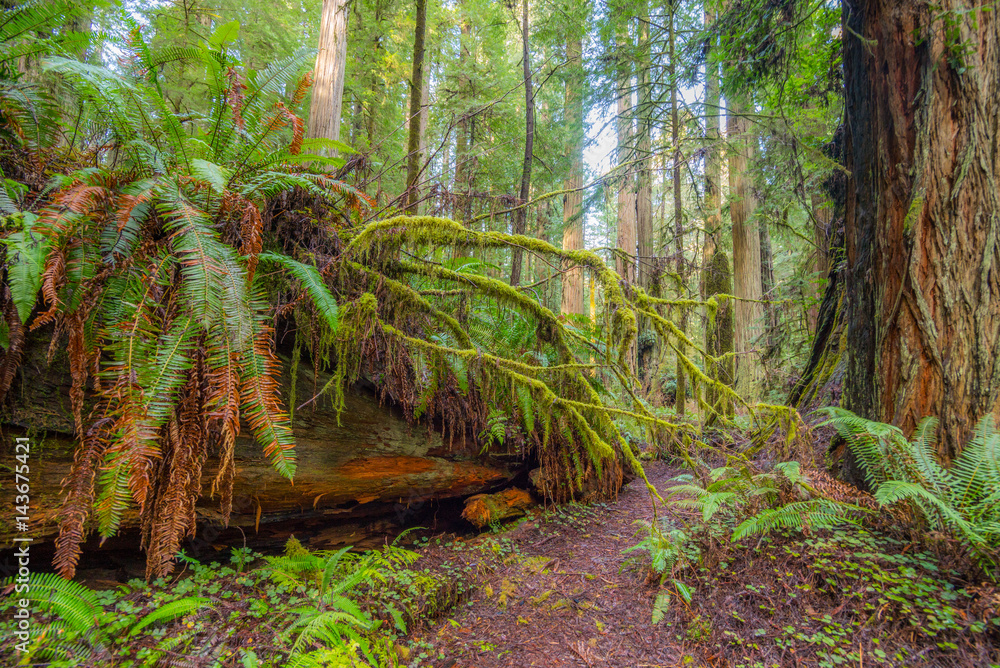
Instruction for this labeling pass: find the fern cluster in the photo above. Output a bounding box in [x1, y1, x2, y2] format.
[265, 538, 425, 666]
[1, 571, 208, 664]
[668, 461, 870, 541]
[823, 408, 1000, 576]
[1, 2, 747, 580]
[0, 16, 369, 579]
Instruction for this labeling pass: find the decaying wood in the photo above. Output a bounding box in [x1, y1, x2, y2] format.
[0, 337, 517, 549]
[461, 488, 535, 529]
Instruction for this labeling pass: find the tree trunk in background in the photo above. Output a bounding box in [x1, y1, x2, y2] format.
[808, 187, 832, 331]
[841, 0, 1000, 459]
[701, 4, 733, 420]
[453, 12, 475, 223]
[614, 21, 636, 374]
[727, 95, 764, 402]
[759, 216, 777, 374]
[614, 29, 636, 286]
[560, 31, 584, 316]
[704, 251, 735, 423]
[635, 2, 653, 293]
[417, 54, 431, 213]
[307, 0, 349, 150]
[635, 2, 656, 382]
[669, 4, 685, 415]
[509, 0, 535, 287]
[405, 0, 427, 211]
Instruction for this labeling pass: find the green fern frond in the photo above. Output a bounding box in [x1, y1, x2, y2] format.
[6, 572, 108, 645]
[2, 211, 50, 324]
[732, 499, 864, 541]
[258, 252, 338, 333]
[156, 184, 229, 329]
[129, 597, 211, 636]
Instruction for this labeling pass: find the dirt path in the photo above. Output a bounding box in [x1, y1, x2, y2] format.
[416, 462, 685, 668]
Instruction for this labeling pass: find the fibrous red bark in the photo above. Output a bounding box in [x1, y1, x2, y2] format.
[842, 0, 1000, 458]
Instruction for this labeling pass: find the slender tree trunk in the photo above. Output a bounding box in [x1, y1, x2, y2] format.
[417, 54, 431, 213]
[701, 4, 733, 419]
[727, 95, 764, 401]
[615, 28, 636, 286]
[841, 0, 1000, 458]
[560, 31, 585, 316]
[759, 215, 778, 370]
[669, 3, 686, 415]
[509, 0, 535, 287]
[635, 3, 653, 293]
[405, 0, 427, 212]
[307, 0, 349, 150]
[453, 12, 475, 223]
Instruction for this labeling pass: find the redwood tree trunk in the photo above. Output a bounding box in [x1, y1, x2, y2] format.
[560, 30, 585, 316]
[614, 23, 636, 374]
[728, 95, 764, 401]
[842, 0, 1000, 458]
[509, 0, 535, 287]
[307, 0, 349, 149]
[701, 4, 733, 421]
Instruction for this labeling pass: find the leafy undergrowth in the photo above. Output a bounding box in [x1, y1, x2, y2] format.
[655, 528, 1000, 668]
[0, 534, 503, 667]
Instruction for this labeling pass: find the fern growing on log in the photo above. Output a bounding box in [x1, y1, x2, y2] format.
[0, 4, 748, 580]
[0, 24, 359, 579]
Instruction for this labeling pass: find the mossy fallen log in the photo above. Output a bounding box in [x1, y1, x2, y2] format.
[0, 336, 517, 551]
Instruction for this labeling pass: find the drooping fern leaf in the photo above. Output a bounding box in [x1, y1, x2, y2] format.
[258, 251, 338, 333]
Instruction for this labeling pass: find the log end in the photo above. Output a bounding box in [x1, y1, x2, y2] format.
[461, 488, 535, 529]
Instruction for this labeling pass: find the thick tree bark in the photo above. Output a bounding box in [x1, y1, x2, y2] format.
[727, 95, 764, 402]
[560, 31, 585, 316]
[841, 0, 1000, 458]
[509, 0, 535, 287]
[704, 250, 735, 423]
[405, 0, 428, 211]
[808, 191, 832, 331]
[307, 0, 349, 150]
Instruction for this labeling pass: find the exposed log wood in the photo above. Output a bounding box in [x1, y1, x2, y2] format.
[0, 335, 518, 551]
[461, 488, 535, 529]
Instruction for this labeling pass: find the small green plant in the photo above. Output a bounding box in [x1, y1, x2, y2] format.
[230, 546, 260, 573]
[625, 520, 698, 577]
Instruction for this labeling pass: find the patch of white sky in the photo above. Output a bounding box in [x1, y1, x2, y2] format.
[582, 79, 704, 253]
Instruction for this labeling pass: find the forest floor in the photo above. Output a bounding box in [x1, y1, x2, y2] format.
[405, 460, 1000, 668]
[410, 461, 685, 668]
[4, 460, 998, 667]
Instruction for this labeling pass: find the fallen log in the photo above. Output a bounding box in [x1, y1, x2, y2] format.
[461, 488, 536, 528]
[0, 337, 518, 552]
